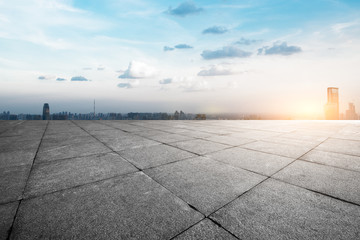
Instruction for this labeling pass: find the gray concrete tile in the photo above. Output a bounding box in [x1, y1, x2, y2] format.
[24, 153, 138, 198]
[210, 179, 360, 240]
[273, 160, 360, 205]
[173, 219, 237, 240]
[146, 132, 195, 144]
[301, 150, 360, 172]
[118, 144, 196, 170]
[206, 135, 254, 146]
[0, 201, 19, 240]
[36, 140, 111, 163]
[40, 134, 96, 148]
[207, 147, 293, 176]
[73, 121, 114, 131]
[102, 122, 151, 132]
[316, 138, 360, 156]
[145, 157, 266, 216]
[11, 172, 203, 240]
[0, 165, 30, 204]
[0, 137, 40, 152]
[168, 139, 229, 155]
[98, 134, 160, 151]
[0, 149, 36, 168]
[178, 130, 215, 139]
[241, 141, 312, 159]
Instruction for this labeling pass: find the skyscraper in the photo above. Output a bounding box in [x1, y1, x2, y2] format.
[346, 103, 358, 120]
[324, 87, 339, 120]
[42, 103, 50, 120]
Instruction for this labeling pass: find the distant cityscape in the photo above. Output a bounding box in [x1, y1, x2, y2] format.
[1, 87, 358, 120]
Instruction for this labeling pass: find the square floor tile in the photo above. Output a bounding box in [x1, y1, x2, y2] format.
[316, 138, 360, 156]
[25, 153, 138, 198]
[0, 201, 19, 240]
[11, 172, 203, 239]
[210, 179, 360, 240]
[145, 157, 266, 216]
[301, 150, 360, 172]
[118, 144, 195, 169]
[168, 139, 229, 155]
[273, 160, 360, 205]
[241, 141, 312, 159]
[207, 147, 293, 176]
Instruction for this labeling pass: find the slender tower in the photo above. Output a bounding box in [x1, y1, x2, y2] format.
[42, 103, 50, 120]
[324, 87, 339, 120]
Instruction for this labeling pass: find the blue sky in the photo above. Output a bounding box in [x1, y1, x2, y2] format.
[0, 0, 360, 116]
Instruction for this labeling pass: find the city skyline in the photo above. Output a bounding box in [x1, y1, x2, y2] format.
[1, 0, 360, 115]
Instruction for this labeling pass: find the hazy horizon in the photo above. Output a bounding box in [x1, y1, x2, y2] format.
[1, 0, 360, 117]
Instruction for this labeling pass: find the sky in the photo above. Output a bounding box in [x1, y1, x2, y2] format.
[0, 0, 360, 116]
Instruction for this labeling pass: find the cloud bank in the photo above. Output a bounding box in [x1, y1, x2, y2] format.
[166, 2, 203, 17]
[201, 46, 251, 60]
[202, 26, 228, 34]
[258, 42, 302, 55]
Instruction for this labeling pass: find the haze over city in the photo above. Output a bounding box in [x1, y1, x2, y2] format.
[1, 0, 360, 117]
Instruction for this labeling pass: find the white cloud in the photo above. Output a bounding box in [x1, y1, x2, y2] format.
[119, 61, 158, 79]
[198, 64, 233, 76]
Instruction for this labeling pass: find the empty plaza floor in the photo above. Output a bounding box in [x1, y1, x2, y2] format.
[0, 120, 360, 239]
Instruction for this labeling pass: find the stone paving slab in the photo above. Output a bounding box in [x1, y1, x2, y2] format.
[205, 135, 255, 146]
[36, 139, 112, 163]
[0, 201, 19, 240]
[273, 160, 360, 205]
[11, 172, 203, 240]
[173, 219, 237, 240]
[145, 132, 195, 144]
[118, 144, 196, 170]
[301, 149, 360, 172]
[0, 137, 41, 152]
[145, 157, 266, 216]
[94, 134, 159, 151]
[168, 139, 230, 155]
[0, 165, 30, 204]
[210, 179, 360, 240]
[0, 149, 36, 168]
[241, 140, 312, 159]
[206, 147, 293, 176]
[24, 153, 138, 198]
[316, 138, 360, 156]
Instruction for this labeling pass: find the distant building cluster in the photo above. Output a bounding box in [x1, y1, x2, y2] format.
[324, 87, 358, 120]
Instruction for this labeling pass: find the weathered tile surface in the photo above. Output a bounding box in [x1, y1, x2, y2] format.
[210, 179, 360, 240]
[25, 153, 138, 198]
[11, 172, 203, 240]
[118, 144, 195, 169]
[273, 160, 360, 205]
[207, 147, 293, 176]
[1, 120, 359, 239]
[168, 139, 229, 155]
[145, 157, 266, 216]
[174, 219, 237, 240]
[0, 201, 19, 240]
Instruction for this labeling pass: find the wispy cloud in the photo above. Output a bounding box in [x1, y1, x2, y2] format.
[119, 61, 157, 79]
[56, 77, 66, 81]
[202, 26, 228, 35]
[198, 64, 233, 76]
[258, 42, 302, 56]
[164, 46, 174, 51]
[71, 76, 89, 81]
[174, 44, 193, 49]
[117, 83, 132, 88]
[235, 37, 260, 45]
[159, 78, 172, 84]
[38, 75, 54, 80]
[166, 1, 203, 17]
[201, 46, 251, 60]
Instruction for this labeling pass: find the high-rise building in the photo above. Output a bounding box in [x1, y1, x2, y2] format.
[324, 87, 339, 120]
[42, 103, 50, 120]
[345, 102, 358, 120]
